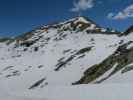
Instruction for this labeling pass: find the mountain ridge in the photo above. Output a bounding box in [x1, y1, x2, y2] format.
[0, 16, 132, 42]
[0, 16, 133, 92]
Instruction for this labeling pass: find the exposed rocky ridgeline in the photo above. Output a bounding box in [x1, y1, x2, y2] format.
[4, 16, 120, 45]
[73, 41, 133, 84]
[0, 16, 133, 91]
[124, 25, 133, 35]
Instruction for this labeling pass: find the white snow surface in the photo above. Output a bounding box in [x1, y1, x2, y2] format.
[1, 83, 133, 100]
[0, 17, 133, 100]
[0, 31, 120, 90]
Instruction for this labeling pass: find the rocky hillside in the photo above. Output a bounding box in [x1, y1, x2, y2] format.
[0, 16, 133, 91]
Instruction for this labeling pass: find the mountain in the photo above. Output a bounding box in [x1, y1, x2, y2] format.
[0, 16, 133, 100]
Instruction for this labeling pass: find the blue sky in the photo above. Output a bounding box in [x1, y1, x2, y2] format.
[0, 0, 133, 37]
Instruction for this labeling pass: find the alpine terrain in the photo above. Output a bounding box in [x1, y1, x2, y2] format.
[0, 16, 133, 100]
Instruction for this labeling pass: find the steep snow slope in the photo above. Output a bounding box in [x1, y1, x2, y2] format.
[0, 17, 133, 93]
[92, 32, 133, 84]
[0, 17, 121, 90]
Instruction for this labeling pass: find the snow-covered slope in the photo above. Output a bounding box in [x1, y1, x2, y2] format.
[1, 83, 133, 100]
[0, 16, 133, 99]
